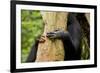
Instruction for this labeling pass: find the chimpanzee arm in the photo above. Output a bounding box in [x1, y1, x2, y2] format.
[63, 13, 81, 50]
[26, 40, 39, 62]
[47, 13, 82, 60]
[61, 13, 82, 60]
[47, 13, 81, 51]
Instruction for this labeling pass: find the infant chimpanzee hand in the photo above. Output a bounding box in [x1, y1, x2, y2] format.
[37, 36, 46, 43]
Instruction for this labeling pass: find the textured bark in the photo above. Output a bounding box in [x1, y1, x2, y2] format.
[35, 12, 68, 62]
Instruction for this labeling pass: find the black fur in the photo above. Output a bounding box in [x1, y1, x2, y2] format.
[63, 13, 81, 60]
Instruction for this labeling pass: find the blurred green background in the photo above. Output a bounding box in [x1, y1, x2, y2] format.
[21, 10, 44, 62]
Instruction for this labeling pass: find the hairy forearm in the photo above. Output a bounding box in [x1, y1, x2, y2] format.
[61, 31, 80, 51]
[26, 40, 38, 62]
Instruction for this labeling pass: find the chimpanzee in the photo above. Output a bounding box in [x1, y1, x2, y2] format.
[26, 13, 82, 62]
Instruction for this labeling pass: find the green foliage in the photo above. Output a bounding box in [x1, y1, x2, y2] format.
[81, 35, 90, 60]
[21, 10, 44, 63]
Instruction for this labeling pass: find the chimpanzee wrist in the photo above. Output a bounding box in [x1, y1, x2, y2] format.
[60, 31, 70, 40]
[55, 31, 68, 39]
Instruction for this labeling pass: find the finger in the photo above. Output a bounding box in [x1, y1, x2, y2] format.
[47, 32, 55, 35]
[47, 34, 55, 37]
[41, 36, 45, 39]
[47, 32, 55, 34]
[48, 36, 55, 39]
[39, 38, 45, 43]
[47, 34, 56, 39]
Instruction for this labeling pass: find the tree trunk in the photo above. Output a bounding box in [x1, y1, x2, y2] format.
[35, 12, 68, 62]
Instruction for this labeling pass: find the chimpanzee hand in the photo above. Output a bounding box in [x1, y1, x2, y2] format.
[47, 30, 67, 39]
[37, 36, 46, 43]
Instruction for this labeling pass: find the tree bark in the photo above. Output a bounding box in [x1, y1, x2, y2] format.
[35, 12, 68, 62]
